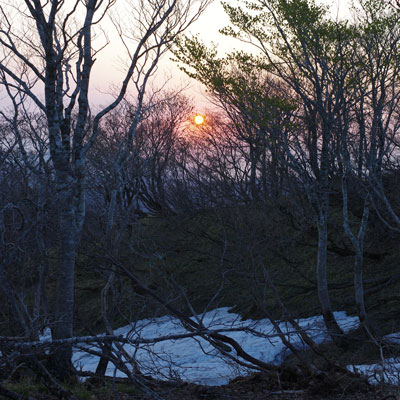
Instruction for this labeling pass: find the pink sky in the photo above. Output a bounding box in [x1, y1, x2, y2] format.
[0, 0, 352, 111]
[90, 0, 352, 110]
[90, 0, 239, 109]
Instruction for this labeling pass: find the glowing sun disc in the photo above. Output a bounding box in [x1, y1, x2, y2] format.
[194, 115, 205, 125]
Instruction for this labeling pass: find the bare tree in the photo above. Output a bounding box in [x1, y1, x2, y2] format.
[174, 1, 360, 342]
[0, 0, 209, 379]
[340, 0, 400, 333]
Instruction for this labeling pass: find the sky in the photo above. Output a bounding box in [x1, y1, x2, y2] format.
[89, 0, 353, 111]
[89, 0, 241, 109]
[0, 0, 353, 111]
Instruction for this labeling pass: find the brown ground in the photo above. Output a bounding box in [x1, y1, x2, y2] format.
[2, 369, 397, 400]
[125, 373, 393, 400]
[69, 372, 398, 400]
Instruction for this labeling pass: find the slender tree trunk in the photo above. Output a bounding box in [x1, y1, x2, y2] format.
[260, 149, 268, 200]
[354, 249, 368, 324]
[95, 187, 118, 376]
[342, 178, 372, 333]
[249, 146, 258, 201]
[95, 267, 116, 376]
[316, 220, 344, 338]
[33, 179, 51, 334]
[316, 195, 344, 344]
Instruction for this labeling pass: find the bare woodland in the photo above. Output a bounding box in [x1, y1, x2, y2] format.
[1, 0, 400, 399]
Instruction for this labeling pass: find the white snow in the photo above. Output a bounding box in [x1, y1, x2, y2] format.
[384, 332, 400, 346]
[39, 327, 52, 342]
[347, 333, 400, 385]
[348, 359, 400, 385]
[72, 307, 359, 385]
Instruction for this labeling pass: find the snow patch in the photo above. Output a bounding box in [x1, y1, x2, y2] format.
[349, 359, 400, 385]
[73, 307, 359, 386]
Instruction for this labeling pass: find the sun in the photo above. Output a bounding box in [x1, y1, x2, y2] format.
[194, 114, 205, 125]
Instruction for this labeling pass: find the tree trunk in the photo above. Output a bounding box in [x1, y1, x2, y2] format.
[342, 183, 372, 334]
[316, 207, 344, 344]
[96, 187, 118, 376]
[50, 183, 78, 380]
[249, 146, 258, 201]
[354, 249, 368, 326]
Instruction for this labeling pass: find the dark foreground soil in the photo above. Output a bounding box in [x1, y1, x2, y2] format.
[2, 368, 398, 400]
[130, 374, 394, 400]
[19, 372, 395, 400]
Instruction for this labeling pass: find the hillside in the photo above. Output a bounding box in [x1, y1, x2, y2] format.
[74, 199, 400, 338]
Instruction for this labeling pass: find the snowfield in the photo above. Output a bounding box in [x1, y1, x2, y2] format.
[72, 307, 359, 385]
